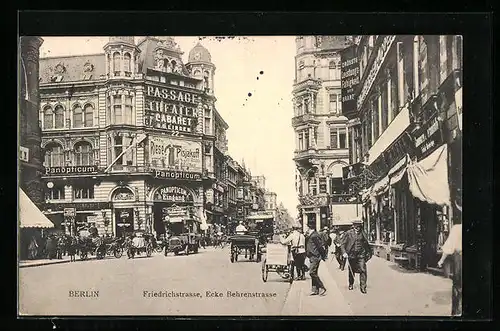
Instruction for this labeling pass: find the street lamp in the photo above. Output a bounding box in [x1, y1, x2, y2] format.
[101, 210, 109, 236]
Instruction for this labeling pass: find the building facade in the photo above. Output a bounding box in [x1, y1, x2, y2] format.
[343, 35, 463, 271]
[292, 36, 352, 231]
[38, 37, 227, 238]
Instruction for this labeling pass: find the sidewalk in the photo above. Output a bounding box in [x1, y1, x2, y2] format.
[281, 262, 353, 316]
[324, 254, 453, 316]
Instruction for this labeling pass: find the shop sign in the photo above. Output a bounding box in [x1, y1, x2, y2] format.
[151, 169, 202, 181]
[64, 208, 76, 217]
[45, 165, 98, 175]
[340, 45, 360, 115]
[143, 85, 199, 133]
[45, 202, 111, 211]
[154, 186, 193, 203]
[149, 136, 202, 173]
[357, 36, 396, 110]
[166, 205, 188, 217]
[412, 114, 444, 160]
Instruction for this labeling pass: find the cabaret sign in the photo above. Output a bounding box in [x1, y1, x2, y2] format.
[143, 85, 199, 133]
[154, 186, 193, 203]
[45, 165, 98, 175]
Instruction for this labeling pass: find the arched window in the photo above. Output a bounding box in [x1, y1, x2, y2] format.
[84, 104, 94, 127]
[113, 52, 121, 74]
[44, 143, 64, 167]
[54, 105, 64, 129]
[298, 60, 305, 81]
[194, 69, 201, 77]
[74, 141, 93, 166]
[123, 53, 131, 73]
[43, 106, 54, 130]
[329, 61, 339, 80]
[73, 104, 83, 128]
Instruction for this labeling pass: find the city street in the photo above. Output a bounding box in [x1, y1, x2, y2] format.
[18, 247, 291, 316]
[19, 246, 452, 316]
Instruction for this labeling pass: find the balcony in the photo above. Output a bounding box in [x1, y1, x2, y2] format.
[292, 77, 321, 93]
[291, 113, 321, 128]
[294, 147, 349, 162]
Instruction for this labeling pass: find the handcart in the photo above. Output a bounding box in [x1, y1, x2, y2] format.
[261, 242, 293, 283]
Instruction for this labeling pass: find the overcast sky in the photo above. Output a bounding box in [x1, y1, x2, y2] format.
[40, 36, 299, 215]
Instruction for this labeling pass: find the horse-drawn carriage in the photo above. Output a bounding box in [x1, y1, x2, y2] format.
[228, 213, 274, 263]
[77, 228, 124, 260]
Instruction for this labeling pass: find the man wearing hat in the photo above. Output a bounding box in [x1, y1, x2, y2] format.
[305, 224, 328, 296]
[320, 226, 332, 252]
[281, 224, 307, 280]
[340, 218, 372, 293]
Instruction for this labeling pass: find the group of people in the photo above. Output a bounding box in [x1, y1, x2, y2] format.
[27, 232, 78, 261]
[280, 219, 373, 296]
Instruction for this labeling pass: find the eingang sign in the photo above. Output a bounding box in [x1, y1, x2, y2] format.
[154, 186, 194, 203]
[143, 85, 199, 133]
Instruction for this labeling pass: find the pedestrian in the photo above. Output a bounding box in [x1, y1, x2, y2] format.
[332, 229, 346, 270]
[281, 225, 306, 280]
[67, 236, 77, 262]
[320, 226, 332, 253]
[340, 219, 372, 294]
[329, 227, 337, 255]
[305, 224, 328, 296]
[235, 221, 247, 235]
[437, 218, 462, 316]
[45, 234, 57, 260]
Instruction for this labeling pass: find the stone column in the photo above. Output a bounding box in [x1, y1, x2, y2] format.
[387, 68, 393, 123]
[377, 86, 383, 136]
[19, 36, 44, 206]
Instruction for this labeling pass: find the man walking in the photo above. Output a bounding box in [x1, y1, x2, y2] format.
[320, 226, 332, 253]
[340, 219, 372, 294]
[281, 225, 306, 280]
[333, 229, 346, 270]
[305, 224, 328, 296]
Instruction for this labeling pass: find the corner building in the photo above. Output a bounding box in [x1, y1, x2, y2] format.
[39, 37, 228, 238]
[292, 36, 352, 231]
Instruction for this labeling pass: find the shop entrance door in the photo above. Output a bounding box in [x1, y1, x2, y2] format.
[422, 203, 439, 269]
[115, 208, 134, 237]
[153, 203, 168, 238]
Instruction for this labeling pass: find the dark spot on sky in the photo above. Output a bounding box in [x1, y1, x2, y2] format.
[248, 92, 252, 97]
[256, 77, 259, 80]
[260, 71, 264, 75]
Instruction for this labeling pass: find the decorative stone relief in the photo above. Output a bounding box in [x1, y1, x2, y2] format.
[83, 61, 94, 73]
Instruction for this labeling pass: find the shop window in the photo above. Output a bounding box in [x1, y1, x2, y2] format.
[73, 182, 94, 199]
[74, 141, 93, 166]
[330, 128, 338, 149]
[44, 143, 64, 167]
[45, 184, 65, 200]
[54, 105, 65, 129]
[43, 106, 54, 130]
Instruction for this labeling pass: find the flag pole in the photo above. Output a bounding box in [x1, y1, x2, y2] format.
[103, 133, 147, 173]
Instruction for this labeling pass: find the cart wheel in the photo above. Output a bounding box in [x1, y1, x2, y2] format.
[80, 251, 88, 260]
[174, 250, 179, 256]
[114, 247, 123, 259]
[156, 246, 163, 253]
[262, 263, 268, 282]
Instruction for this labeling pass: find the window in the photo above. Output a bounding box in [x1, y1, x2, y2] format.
[371, 98, 379, 140]
[338, 128, 347, 149]
[124, 96, 133, 125]
[402, 40, 414, 103]
[113, 135, 123, 166]
[43, 106, 54, 129]
[330, 128, 338, 149]
[329, 93, 339, 114]
[123, 53, 131, 73]
[439, 36, 453, 84]
[54, 105, 64, 129]
[45, 184, 65, 200]
[304, 99, 309, 113]
[304, 130, 309, 150]
[329, 61, 340, 80]
[113, 52, 121, 75]
[113, 95, 123, 124]
[73, 182, 94, 199]
[82, 104, 93, 127]
[297, 102, 303, 116]
[204, 118, 211, 135]
[418, 36, 431, 103]
[390, 66, 399, 118]
[74, 141, 93, 166]
[44, 143, 64, 167]
[73, 104, 83, 128]
[110, 135, 135, 167]
[381, 81, 389, 133]
[298, 60, 305, 81]
[309, 178, 318, 196]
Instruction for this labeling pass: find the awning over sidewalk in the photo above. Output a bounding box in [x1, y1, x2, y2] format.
[19, 189, 54, 229]
[330, 204, 360, 226]
[407, 144, 450, 206]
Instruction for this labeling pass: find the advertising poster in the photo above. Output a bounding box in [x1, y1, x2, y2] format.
[340, 44, 360, 116]
[149, 136, 202, 173]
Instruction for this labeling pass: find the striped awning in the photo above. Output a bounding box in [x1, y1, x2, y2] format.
[19, 189, 54, 229]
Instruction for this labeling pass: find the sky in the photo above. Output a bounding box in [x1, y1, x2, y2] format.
[39, 36, 299, 215]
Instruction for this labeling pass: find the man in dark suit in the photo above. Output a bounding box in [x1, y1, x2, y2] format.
[305, 224, 328, 296]
[340, 219, 372, 294]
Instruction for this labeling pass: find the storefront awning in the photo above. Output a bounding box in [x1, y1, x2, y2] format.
[246, 214, 274, 220]
[330, 204, 361, 226]
[388, 155, 410, 186]
[407, 144, 450, 206]
[19, 189, 54, 229]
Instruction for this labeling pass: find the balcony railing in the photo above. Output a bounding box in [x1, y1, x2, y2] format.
[291, 113, 321, 127]
[292, 77, 322, 92]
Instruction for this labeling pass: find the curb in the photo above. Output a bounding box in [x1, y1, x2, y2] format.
[19, 259, 73, 268]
